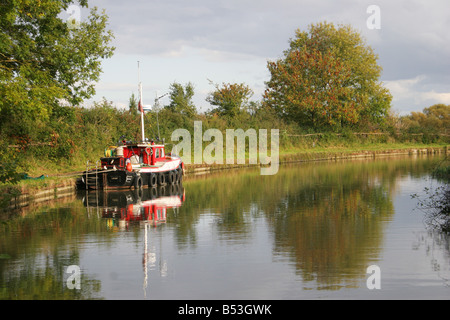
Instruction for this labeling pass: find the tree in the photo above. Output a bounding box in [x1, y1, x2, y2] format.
[401, 104, 450, 139]
[0, 0, 115, 134]
[423, 104, 450, 134]
[263, 21, 392, 131]
[129, 92, 138, 116]
[166, 82, 197, 117]
[206, 81, 254, 119]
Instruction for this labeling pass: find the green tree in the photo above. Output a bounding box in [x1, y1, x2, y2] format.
[206, 81, 254, 119]
[129, 92, 138, 116]
[165, 82, 197, 117]
[401, 104, 450, 141]
[263, 21, 391, 131]
[0, 0, 115, 135]
[423, 104, 450, 134]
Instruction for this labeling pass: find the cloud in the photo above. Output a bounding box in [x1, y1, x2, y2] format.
[85, 0, 450, 114]
[384, 75, 450, 114]
[384, 76, 426, 99]
[369, 0, 450, 80]
[89, 0, 355, 58]
[421, 92, 450, 104]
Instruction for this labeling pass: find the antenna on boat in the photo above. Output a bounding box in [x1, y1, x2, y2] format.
[138, 61, 145, 143]
[154, 92, 168, 143]
[154, 92, 161, 142]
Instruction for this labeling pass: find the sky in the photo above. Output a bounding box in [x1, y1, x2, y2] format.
[74, 0, 450, 115]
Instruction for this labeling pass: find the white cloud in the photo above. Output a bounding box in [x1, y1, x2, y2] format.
[384, 76, 426, 99]
[384, 75, 450, 114]
[421, 92, 450, 104]
[85, 0, 450, 114]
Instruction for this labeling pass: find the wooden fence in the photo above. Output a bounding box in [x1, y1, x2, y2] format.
[285, 132, 450, 137]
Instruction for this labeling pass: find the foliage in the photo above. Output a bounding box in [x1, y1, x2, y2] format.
[0, 0, 115, 181]
[206, 81, 254, 121]
[401, 104, 450, 139]
[165, 82, 197, 118]
[0, 0, 115, 138]
[128, 92, 138, 116]
[414, 184, 450, 233]
[263, 21, 392, 132]
[413, 157, 450, 233]
[76, 98, 140, 153]
[0, 144, 21, 184]
[0, 0, 115, 109]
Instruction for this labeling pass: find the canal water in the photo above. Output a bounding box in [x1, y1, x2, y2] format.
[1, 155, 449, 300]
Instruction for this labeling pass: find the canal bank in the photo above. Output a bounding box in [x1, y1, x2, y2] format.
[1, 177, 77, 213]
[1, 145, 448, 211]
[184, 145, 449, 176]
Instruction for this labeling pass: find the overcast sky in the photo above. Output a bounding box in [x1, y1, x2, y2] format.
[76, 0, 450, 115]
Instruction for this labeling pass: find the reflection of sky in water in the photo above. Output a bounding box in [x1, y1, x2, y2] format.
[375, 176, 449, 299]
[1, 157, 449, 299]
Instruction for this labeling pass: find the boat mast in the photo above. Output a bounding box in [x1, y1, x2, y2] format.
[138, 61, 145, 143]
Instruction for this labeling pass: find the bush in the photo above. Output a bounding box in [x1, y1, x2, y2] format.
[413, 158, 450, 233]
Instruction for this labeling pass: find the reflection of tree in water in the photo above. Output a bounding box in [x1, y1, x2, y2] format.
[0, 205, 104, 299]
[412, 230, 450, 287]
[266, 158, 438, 289]
[180, 157, 436, 290]
[412, 157, 449, 233]
[1, 252, 102, 300]
[411, 157, 450, 285]
[269, 169, 394, 290]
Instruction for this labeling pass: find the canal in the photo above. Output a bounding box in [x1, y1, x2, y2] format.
[0, 155, 449, 299]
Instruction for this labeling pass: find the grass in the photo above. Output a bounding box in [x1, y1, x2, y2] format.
[281, 141, 447, 155]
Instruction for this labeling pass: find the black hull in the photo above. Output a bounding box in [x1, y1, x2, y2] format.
[76, 168, 183, 190]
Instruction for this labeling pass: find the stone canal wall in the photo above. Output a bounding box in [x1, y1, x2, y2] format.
[3, 178, 77, 213]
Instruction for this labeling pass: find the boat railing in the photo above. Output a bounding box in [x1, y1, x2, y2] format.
[85, 160, 100, 190]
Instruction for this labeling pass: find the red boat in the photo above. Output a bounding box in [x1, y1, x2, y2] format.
[77, 66, 185, 190]
[77, 141, 184, 189]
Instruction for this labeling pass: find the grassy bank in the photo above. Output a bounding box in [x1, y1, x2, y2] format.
[279, 142, 449, 161]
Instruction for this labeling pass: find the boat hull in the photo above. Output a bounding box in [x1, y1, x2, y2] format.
[76, 161, 183, 190]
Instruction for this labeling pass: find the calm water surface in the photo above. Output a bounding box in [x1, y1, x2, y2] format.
[1, 155, 449, 300]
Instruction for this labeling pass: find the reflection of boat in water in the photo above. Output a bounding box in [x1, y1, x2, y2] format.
[80, 183, 184, 298]
[81, 183, 185, 229]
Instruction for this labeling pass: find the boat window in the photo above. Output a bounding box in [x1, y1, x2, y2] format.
[155, 148, 159, 158]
